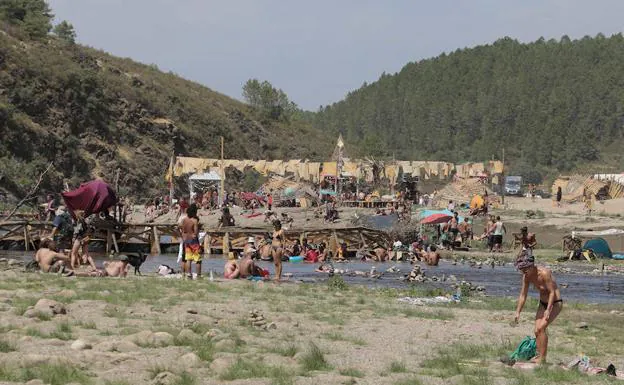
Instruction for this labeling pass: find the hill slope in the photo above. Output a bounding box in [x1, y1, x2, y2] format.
[312, 34, 624, 181]
[0, 30, 330, 200]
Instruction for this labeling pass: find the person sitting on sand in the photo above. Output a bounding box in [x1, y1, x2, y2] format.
[513, 249, 562, 364]
[280, 212, 294, 226]
[335, 241, 348, 261]
[317, 242, 330, 262]
[290, 239, 302, 257]
[372, 245, 389, 262]
[34, 239, 72, 274]
[102, 255, 130, 277]
[223, 253, 240, 279]
[423, 245, 440, 266]
[301, 238, 310, 254]
[217, 207, 235, 228]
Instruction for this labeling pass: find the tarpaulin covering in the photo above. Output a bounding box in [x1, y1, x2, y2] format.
[240, 192, 265, 202]
[62, 180, 117, 217]
[420, 213, 452, 225]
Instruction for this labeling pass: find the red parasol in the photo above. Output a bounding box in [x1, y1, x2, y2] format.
[62, 180, 117, 218]
[420, 213, 452, 225]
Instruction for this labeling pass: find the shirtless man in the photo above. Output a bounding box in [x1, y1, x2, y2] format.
[271, 220, 285, 281]
[373, 246, 389, 262]
[181, 204, 201, 279]
[34, 239, 71, 273]
[513, 244, 562, 364]
[239, 252, 264, 278]
[424, 245, 440, 266]
[458, 218, 472, 243]
[243, 237, 257, 259]
[520, 226, 537, 253]
[448, 212, 459, 246]
[102, 255, 129, 277]
[223, 254, 240, 279]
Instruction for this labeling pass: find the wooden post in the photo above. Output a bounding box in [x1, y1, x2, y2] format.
[23, 226, 29, 251]
[106, 230, 112, 254]
[501, 148, 505, 205]
[151, 226, 161, 255]
[223, 232, 230, 255]
[111, 232, 119, 254]
[220, 137, 225, 206]
[169, 153, 175, 206]
[204, 233, 212, 256]
[27, 227, 36, 250]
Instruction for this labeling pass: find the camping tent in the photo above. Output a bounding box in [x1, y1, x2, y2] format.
[189, 171, 221, 202]
[571, 229, 624, 254]
[582, 238, 613, 259]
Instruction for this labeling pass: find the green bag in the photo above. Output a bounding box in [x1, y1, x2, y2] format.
[509, 336, 536, 361]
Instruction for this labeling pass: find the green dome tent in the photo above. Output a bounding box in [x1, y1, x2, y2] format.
[583, 238, 613, 259]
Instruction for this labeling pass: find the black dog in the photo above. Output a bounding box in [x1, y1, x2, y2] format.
[126, 252, 147, 275]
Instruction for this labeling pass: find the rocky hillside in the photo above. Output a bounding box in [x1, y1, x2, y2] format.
[0, 30, 330, 201]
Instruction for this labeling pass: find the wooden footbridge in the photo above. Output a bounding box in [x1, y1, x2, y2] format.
[0, 220, 391, 255]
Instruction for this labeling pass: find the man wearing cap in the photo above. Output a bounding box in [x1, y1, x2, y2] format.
[239, 243, 264, 279]
[243, 237, 257, 259]
[513, 227, 562, 364]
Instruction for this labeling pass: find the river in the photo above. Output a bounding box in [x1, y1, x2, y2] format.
[4, 251, 623, 304]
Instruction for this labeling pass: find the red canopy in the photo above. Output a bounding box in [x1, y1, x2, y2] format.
[62, 180, 117, 218]
[239, 192, 265, 202]
[420, 213, 452, 225]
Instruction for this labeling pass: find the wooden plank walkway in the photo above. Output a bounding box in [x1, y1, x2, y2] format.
[0, 220, 391, 255]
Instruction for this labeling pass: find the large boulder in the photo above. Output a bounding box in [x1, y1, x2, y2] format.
[33, 299, 67, 317]
[176, 329, 199, 344]
[152, 332, 174, 346]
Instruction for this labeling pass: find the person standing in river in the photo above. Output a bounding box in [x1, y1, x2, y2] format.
[513, 249, 562, 365]
[181, 204, 201, 279]
[271, 220, 285, 281]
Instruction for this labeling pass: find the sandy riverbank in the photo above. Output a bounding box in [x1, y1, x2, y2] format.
[0, 269, 622, 385]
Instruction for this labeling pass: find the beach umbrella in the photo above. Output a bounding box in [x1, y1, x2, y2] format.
[62, 180, 117, 218]
[420, 213, 452, 225]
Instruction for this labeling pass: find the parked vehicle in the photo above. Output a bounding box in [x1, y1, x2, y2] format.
[504, 176, 523, 196]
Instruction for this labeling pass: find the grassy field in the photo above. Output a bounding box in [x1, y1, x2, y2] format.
[0, 271, 622, 385]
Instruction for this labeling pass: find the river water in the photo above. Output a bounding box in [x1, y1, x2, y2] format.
[5, 251, 623, 304]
